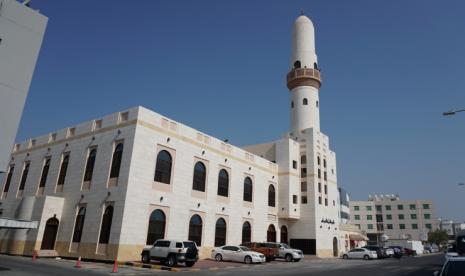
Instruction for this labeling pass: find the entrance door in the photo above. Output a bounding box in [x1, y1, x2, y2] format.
[332, 237, 338, 257]
[41, 218, 59, 250]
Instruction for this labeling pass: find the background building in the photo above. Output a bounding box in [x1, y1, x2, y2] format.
[438, 219, 465, 240]
[0, 0, 47, 172]
[349, 194, 437, 245]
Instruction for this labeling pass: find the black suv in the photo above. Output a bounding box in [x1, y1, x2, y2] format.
[363, 246, 387, 259]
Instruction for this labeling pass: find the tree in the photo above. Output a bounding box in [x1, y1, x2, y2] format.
[428, 229, 449, 246]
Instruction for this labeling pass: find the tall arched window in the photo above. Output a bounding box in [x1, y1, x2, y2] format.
[291, 101, 294, 108]
[303, 98, 308, 105]
[146, 209, 166, 245]
[301, 155, 307, 164]
[99, 206, 113, 244]
[192, 162, 206, 192]
[84, 148, 97, 182]
[109, 143, 124, 178]
[217, 169, 229, 197]
[57, 155, 69, 186]
[72, 207, 86, 243]
[268, 184, 276, 207]
[243, 177, 253, 202]
[214, 218, 227, 247]
[39, 158, 51, 188]
[188, 215, 202, 246]
[2, 165, 14, 193]
[242, 221, 251, 243]
[18, 163, 30, 191]
[154, 150, 172, 184]
[267, 224, 276, 242]
[294, 60, 301, 69]
[314, 62, 318, 70]
[317, 156, 321, 165]
[280, 225, 288, 244]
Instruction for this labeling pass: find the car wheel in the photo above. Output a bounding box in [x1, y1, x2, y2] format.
[185, 261, 196, 267]
[285, 254, 293, 262]
[244, 256, 252, 264]
[141, 252, 150, 264]
[215, 254, 223, 262]
[167, 254, 177, 267]
[342, 254, 348, 259]
[363, 255, 370, 260]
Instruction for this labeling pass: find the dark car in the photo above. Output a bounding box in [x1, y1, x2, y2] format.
[362, 246, 387, 259]
[402, 248, 417, 256]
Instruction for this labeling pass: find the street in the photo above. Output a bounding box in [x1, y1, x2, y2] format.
[0, 254, 444, 276]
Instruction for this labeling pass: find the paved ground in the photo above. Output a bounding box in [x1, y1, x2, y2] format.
[0, 253, 444, 275]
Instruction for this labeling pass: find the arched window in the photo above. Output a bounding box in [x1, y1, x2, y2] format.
[294, 60, 301, 69]
[84, 148, 97, 182]
[146, 209, 166, 245]
[301, 155, 307, 164]
[291, 101, 294, 108]
[317, 156, 321, 165]
[316, 101, 319, 108]
[18, 163, 30, 191]
[188, 215, 202, 246]
[57, 155, 69, 185]
[217, 169, 229, 197]
[109, 143, 123, 178]
[242, 221, 251, 243]
[72, 207, 86, 243]
[267, 224, 276, 242]
[99, 206, 113, 244]
[214, 218, 227, 247]
[281, 225, 288, 244]
[192, 162, 206, 192]
[303, 98, 308, 105]
[154, 150, 172, 184]
[243, 177, 253, 202]
[314, 62, 318, 70]
[41, 218, 59, 250]
[268, 185, 276, 207]
[39, 158, 51, 188]
[3, 165, 14, 193]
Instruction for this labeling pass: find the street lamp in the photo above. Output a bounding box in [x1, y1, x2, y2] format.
[443, 108, 465, 116]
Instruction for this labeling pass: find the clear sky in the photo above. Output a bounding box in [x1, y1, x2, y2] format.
[16, 0, 465, 221]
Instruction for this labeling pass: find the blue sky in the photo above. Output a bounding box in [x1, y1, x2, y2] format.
[17, 0, 465, 221]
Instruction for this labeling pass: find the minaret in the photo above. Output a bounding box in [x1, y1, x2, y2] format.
[287, 14, 322, 135]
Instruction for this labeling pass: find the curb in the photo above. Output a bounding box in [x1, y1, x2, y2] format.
[122, 261, 180, 272]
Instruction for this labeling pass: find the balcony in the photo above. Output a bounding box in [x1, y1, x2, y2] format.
[286, 68, 322, 90]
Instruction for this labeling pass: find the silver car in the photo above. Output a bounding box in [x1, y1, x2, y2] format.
[342, 248, 378, 260]
[211, 245, 266, 264]
[275, 243, 303, 262]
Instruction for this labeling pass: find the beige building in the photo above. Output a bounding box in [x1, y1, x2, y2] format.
[349, 194, 437, 244]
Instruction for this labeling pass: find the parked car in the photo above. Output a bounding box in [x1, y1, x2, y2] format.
[141, 239, 198, 267]
[434, 256, 465, 276]
[241, 242, 279, 261]
[342, 248, 377, 260]
[211, 245, 266, 264]
[363, 246, 387, 259]
[269, 243, 303, 262]
[384, 247, 394, 257]
[403, 248, 417, 256]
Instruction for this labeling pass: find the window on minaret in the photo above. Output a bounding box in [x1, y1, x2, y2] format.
[294, 60, 301, 69]
[324, 185, 327, 195]
[291, 101, 294, 108]
[324, 198, 328, 206]
[301, 168, 307, 177]
[318, 197, 322, 205]
[292, 160, 297, 169]
[323, 159, 326, 168]
[303, 98, 308, 105]
[317, 156, 320, 165]
[313, 62, 318, 70]
[301, 155, 306, 164]
[318, 183, 321, 193]
[301, 182, 307, 192]
[318, 169, 321, 179]
[324, 172, 327, 181]
[316, 101, 319, 108]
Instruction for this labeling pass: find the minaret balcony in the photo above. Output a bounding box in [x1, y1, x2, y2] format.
[286, 68, 322, 90]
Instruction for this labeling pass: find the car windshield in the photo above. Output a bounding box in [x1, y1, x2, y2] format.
[444, 261, 465, 275]
[281, 244, 291, 249]
[239, 246, 250, 251]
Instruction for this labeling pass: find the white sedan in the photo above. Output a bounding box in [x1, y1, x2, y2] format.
[211, 245, 266, 264]
[342, 248, 378, 260]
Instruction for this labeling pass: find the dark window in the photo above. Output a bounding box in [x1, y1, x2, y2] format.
[292, 160, 297, 169]
[301, 168, 307, 177]
[324, 185, 327, 194]
[146, 209, 166, 245]
[109, 143, 123, 178]
[318, 169, 321, 179]
[318, 183, 321, 193]
[242, 221, 251, 243]
[188, 215, 202, 246]
[325, 198, 328, 206]
[303, 98, 308, 105]
[313, 62, 318, 70]
[268, 185, 276, 207]
[192, 161, 206, 192]
[19, 163, 30, 191]
[243, 177, 253, 202]
[98, 206, 113, 244]
[301, 181, 307, 192]
[317, 156, 320, 165]
[316, 101, 319, 107]
[281, 226, 288, 244]
[324, 171, 327, 180]
[291, 101, 294, 108]
[323, 159, 327, 168]
[57, 155, 69, 186]
[72, 207, 86, 243]
[267, 225, 276, 242]
[301, 155, 306, 164]
[84, 148, 97, 182]
[214, 218, 227, 247]
[293, 195, 298, 204]
[39, 158, 51, 188]
[318, 197, 322, 205]
[3, 165, 14, 193]
[217, 169, 229, 197]
[301, 196, 308, 204]
[154, 150, 172, 184]
[294, 60, 301, 69]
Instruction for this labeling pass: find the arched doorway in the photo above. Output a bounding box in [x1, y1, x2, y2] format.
[332, 237, 338, 257]
[280, 226, 288, 244]
[267, 224, 276, 242]
[41, 218, 59, 250]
